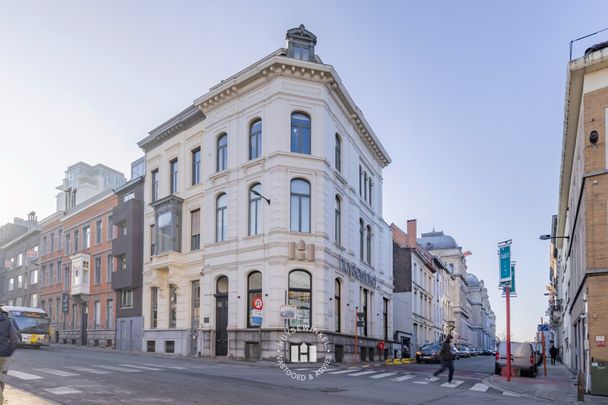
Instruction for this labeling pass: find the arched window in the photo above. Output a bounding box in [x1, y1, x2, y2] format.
[216, 276, 228, 295]
[247, 271, 262, 328]
[359, 219, 365, 260]
[366, 225, 372, 265]
[288, 270, 311, 328]
[290, 179, 310, 232]
[249, 183, 262, 236]
[335, 196, 341, 245]
[335, 279, 341, 333]
[216, 193, 227, 242]
[290, 113, 311, 154]
[335, 134, 342, 172]
[216, 133, 228, 172]
[249, 119, 262, 160]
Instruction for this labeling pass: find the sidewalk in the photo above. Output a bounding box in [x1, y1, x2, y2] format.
[3, 385, 54, 405]
[483, 363, 608, 404]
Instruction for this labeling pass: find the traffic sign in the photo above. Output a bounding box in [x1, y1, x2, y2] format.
[498, 241, 512, 284]
[538, 324, 549, 332]
[280, 305, 297, 320]
[356, 312, 365, 327]
[252, 297, 263, 310]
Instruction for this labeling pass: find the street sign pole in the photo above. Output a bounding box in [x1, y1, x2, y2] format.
[506, 284, 511, 382]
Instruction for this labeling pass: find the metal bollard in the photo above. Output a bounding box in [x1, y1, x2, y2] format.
[577, 371, 585, 402]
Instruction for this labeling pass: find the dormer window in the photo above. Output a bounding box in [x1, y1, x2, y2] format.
[286, 24, 317, 62]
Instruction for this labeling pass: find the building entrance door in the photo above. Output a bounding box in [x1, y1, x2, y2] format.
[215, 295, 228, 356]
[80, 305, 87, 345]
[120, 320, 130, 350]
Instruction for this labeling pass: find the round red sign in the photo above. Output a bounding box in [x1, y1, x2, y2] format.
[253, 297, 263, 310]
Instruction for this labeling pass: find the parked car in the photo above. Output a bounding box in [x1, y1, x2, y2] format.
[456, 345, 471, 357]
[451, 346, 460, 360]
[416, 343, 441, 363]
[495, 341, 538, 377]
[481, 348, 495, 356]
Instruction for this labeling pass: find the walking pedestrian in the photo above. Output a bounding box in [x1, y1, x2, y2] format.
[0, 305, 20, 404]
[549, 344, 558, 365]
[427, 335, 454, 384]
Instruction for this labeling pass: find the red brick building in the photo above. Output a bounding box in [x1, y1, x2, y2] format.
[40, 191, 118, 346]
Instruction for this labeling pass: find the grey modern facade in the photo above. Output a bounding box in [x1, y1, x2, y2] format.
[112, 158, 145, 351]
[0, 212, 41, 307]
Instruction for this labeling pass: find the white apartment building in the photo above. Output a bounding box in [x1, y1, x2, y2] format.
[138, 25, 393, 362]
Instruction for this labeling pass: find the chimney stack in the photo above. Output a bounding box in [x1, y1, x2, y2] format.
[406, 219, 417, 248]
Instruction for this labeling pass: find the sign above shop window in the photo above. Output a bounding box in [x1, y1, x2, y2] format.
[339, 257, 377, 288]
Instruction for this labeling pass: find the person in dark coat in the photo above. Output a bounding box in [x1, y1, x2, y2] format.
[427, 335, 454, 383]
[0, 305, 20, 404]
[549, 344, 558, 365]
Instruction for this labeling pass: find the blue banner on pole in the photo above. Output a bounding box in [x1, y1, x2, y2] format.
[502, 262, 516, 297]
[498, 242, 512, 284]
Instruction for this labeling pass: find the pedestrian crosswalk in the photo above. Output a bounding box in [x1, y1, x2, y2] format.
[321, 368, 520, 396]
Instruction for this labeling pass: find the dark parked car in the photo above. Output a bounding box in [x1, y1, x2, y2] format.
[416, 343, 441, 363]
[456, 345, 471, 357]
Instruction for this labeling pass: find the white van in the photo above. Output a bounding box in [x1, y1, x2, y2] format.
[495, 341, 538, 377]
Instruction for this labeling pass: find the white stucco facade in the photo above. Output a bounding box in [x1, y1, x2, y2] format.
[138, 26, 393, 362]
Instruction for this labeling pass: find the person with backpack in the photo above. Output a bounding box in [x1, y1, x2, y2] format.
[427, 335, 455, 384]
[0, 305, 21, 404]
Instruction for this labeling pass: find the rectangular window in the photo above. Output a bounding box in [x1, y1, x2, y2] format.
[107, 215, 113, 240]
[94, 257, 101, 284]
[191, 209, 200, 251]
[191, 280, 200, 331]
[96, 220, 102, 243]
[121, 289, 133, 308]
[42, 236, 47, 255]
[31, 293, 38, 307]
[72, 304, 77, 329]
[30, 269, 38, 285]
[151, 287, 158, 328]
[383, 298, 389, 341]
[157, 212, 175, 253]
[119, 256, 127, 272]
[106, 300, 113, 329]
[169, 284, 177, 328]
[57, 259, 62, 283]
[64, 266, 70, 289]
[170, 159, 178, 194]
[151, 169, 159, 202]
[17, 275, 22, 289]
[56, 299, 61, 324]
[58, 230, 63, 250]
[191, 147, 201, 185]
[17, 253, 23, 267]
[74, 230, 79, 252]
[9, 278, 13, 291]
[150, 224, 156, 257]
[50, 233, 55, 252]
[41, 266, 46, 286]
[120, 223, 127, 237]
[65, 234, 71, 255]
[49, 264, 54, 285]
[83, 226, 91, 249]
[106, 255, 112, 282]
[94, 301, 101, 328]
[123, 191, 135, 202]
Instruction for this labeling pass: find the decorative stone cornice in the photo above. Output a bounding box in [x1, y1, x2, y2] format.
[138, 105, 205, 153]
[195, 54, 391, 168]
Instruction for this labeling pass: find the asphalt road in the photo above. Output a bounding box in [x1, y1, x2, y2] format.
[2, 346, 559, 405]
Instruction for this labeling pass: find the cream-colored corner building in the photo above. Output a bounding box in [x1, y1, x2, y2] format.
[137, 25, 393, 362]
[550, 41, 608, 393]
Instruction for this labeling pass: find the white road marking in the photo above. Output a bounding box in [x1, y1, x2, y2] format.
[33, 368, 79, 377]
[470, 383, 489, 392]
[390, 374, 415, 381]
[96, 365, 141, 372]
[328, 369, 360, 374]
[119, 364, 163, 371]
[440, 379, 464, 388]
[7, 370, 43, 380]
[413, 381, 429, 384]
[140, 363, 185, 370]
[67, 367, 110, 375]
[503, 391, 521, 397]
[348, 370, 378, 377]
[427, 376, 440, 382]
[43, 387, 83, 395]
[370, 372, 396, 379]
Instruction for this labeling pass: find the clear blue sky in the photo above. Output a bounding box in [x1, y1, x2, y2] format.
[2, 1, 607, 341]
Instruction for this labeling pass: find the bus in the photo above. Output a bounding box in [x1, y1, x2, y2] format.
[3, 306, 50, 347]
